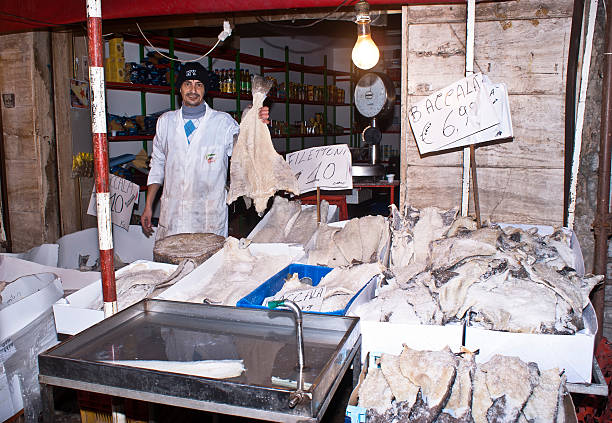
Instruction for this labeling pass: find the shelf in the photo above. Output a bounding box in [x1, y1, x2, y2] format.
[122, 34, 351, 77]
[105, 83, 350, 107]
[271, 130, 352, 139]
[108, 135, 154, 142]
[106, 81, 171, 94]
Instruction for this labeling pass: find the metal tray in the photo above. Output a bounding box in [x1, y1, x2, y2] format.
[39, 299, 361, 422]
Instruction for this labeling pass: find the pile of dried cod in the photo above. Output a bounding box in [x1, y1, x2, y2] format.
[352, 205, 602, 334]
[359, 345, 567, 423]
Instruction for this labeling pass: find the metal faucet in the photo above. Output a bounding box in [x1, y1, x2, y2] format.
[268, 299, 307, 408]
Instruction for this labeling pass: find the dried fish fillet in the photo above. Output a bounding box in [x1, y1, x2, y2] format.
[522, 368, 565, 423]
[438, 354, 475, 423]
[358, 366, 393, 414]
[250, 196, 301, 243]
[380, 353, 419, 407]
[102, 359, 244, 379]
[399, 345, 457, 421]
[227, 76, 299, 213]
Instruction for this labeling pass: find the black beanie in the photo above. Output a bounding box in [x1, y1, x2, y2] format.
[177, 62, 209, 88]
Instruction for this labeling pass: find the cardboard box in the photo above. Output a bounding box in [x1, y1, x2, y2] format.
[0, 273, 62, 421]
[236, 263, 379, 316]
[52, 260, 177, 335]
[105, 57, 126, 82]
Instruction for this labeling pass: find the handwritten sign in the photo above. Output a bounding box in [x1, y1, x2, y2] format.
[408, 73, 500, 154]
[468, 76, 513, 144]
[286, 144, 353, 194]
[87, 174, 139, 230]
[263, 286, 326, 312]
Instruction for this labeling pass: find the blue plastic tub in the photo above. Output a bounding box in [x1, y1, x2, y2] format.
[237, 263, 376, 316]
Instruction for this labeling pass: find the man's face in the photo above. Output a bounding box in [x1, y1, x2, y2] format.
[180, 79, 205, 107]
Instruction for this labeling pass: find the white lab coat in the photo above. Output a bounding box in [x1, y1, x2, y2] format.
[148, 106, 239, 239]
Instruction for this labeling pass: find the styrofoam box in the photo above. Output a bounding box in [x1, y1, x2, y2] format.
[157, 243, 306, 303]
[52, 260, 177, 335]
[236, 263, 380, 316]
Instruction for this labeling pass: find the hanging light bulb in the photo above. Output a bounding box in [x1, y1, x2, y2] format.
[351, 0, 380, 70]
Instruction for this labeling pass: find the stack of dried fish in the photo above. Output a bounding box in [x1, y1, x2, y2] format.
[352, 205, 602, 334]
[184, 237, 295, 306]
[92, 260, 196, 311]
[306, 215, 390, 267]
[358, 345, 567, 423]
[250, 195, 329, 245]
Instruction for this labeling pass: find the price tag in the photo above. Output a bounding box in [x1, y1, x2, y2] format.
[263, 286, 326, 312]
[286, 144, 353, 194]
[408, 73, 502, 154]
[88, 174, 139, 230]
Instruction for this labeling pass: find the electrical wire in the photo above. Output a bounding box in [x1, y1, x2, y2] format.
[136, 22, 221, 63]
[255, 0, 356, 29]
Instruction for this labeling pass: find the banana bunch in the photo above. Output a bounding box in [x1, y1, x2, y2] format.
[72, 152, 94, 178]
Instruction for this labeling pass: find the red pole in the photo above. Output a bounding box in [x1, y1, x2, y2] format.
[86, 0, 117, 317]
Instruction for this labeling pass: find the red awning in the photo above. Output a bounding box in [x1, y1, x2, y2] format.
[0, 0, 464, 34]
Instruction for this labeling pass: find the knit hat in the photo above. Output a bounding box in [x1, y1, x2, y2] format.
[176, 62, 209, 88]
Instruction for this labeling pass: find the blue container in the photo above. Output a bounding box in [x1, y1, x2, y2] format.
[237, 263, 375, 316]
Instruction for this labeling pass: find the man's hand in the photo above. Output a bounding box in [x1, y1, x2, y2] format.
[258, 106, 270, 125]
[141, 206, 154, 237]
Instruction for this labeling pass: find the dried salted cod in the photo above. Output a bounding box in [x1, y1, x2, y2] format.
[380, 353, 420, 405]
[543, 229, 576, 270]
[333, 218, 363, 264]
[319, 263, 382, 311]
[412, 207, 458, 265]
[472, 355, 538, 423]
[250, 196, 301, 243]
[428, 237, 497, 271]
[306, 224, 350, 267]
[389, 204, 418, 270]
[285, 200, 329, 245]
[522, 368, 565, 423]
[359, 215, 389, 263]
[102, 359, 244, 379]
[188, 237, 293, 305]
[227, 76, 299, 213]
[458, 273, 560, 333]
[358, 366, 393, 415]
[438, 353, 476, 423]
[399, 345, 458, 422]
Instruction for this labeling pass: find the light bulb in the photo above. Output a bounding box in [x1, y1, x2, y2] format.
[351, 1, 379, 70]
[352, 25, 379, 70]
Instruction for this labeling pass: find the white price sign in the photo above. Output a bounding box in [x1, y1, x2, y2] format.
[408, 73, 501, 154]
[88, 174, 139, 230]
[264, 286, 326, 312]
[286, 144, 353, 194]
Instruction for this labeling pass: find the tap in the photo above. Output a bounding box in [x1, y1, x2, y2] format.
[268, 299, 307, 408]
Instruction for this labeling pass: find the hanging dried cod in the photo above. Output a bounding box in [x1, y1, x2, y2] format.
[227, 76, 299, 214]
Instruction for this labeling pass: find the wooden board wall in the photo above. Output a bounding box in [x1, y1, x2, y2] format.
[0, 32, 60, 251]
[400, 1, 572, 226]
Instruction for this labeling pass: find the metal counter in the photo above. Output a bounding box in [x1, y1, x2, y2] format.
[39, 299, 361, 422]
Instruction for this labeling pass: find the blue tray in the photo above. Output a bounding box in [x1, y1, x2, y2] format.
[237, 263, 375, 316]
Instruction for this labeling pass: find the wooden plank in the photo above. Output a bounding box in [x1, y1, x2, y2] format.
[32, 31, 60, 244]
[406, 18, 570, 96]
[404, 166, 563, 226]
[406, 1, 573, 24]
[7, 211, 42, 252]
[5, 159, 40, 213]
[474, 18, 570, 95]
[1, 118, 37, 161]
[52, 31, 82, 236]
[404, 94, 565, 168]
[400, 5, 409, 209]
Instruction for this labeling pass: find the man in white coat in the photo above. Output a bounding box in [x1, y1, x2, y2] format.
[141, 62, 269, 239]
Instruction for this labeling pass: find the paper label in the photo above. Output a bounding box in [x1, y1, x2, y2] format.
[286, 144, 353, 194]
[88, 175, 140, 231]
[264, 286, 326, 312]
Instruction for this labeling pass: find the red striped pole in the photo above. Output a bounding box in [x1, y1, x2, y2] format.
[86, 0, 117, 317]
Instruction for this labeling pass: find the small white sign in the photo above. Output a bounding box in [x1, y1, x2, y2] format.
[88, 174, 139, 231]
[286, 144, 353, 194]
[467, 76, 513, 144]
[408, 73, 501, 154]
[263, 286, 326, 312]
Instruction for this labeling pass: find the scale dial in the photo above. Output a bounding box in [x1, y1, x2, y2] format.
[354, 72, 393, 118]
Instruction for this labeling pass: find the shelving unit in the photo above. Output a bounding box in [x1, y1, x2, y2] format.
[104, 34, 354, 154]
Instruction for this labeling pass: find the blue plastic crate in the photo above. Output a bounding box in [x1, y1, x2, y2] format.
[237, 263, 376, 316]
